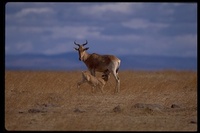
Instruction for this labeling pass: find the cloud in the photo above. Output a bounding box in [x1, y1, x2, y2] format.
[109, 32, 197, 57]
[49, 26, 103, 40]
[122, 18, 169, 30]
[78, 3, 134, 19]
[5, 2, 197, 58]
[6, 41, 33, 54]
[80, 3, 132, 13]
[15, 7, 54, 18]
[171, 34, 197, 57]
[43, 42, 74, 55]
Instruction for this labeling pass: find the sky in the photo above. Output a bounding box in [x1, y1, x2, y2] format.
[5, 2, 197, 57]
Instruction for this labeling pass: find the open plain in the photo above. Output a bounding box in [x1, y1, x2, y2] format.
[5, 70, 197, 131]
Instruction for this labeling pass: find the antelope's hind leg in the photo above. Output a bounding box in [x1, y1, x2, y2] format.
[111, 71, 120, 93]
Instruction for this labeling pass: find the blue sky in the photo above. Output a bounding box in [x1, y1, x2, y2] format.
[5, 2, 197, 57]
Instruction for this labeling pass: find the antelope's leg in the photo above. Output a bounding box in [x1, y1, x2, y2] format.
[90, 69, 96, 77]
[111, 70, 120, 93]
[99, 85, 104, 93]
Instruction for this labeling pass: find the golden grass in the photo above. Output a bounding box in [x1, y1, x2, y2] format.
[5, 70, 197, 131]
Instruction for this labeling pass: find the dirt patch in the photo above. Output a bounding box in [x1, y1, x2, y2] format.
[133, 103, 165, 110]
[113, 105, 122, 113]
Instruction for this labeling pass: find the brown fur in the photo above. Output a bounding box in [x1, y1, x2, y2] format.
[77, 71, 106, 93]
[84, 53, 119, 72]
[74, 41, 121, 93]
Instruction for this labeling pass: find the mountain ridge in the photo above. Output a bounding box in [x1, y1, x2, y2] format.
[5, 52, 197, 71]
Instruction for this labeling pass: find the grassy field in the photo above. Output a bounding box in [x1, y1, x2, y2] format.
[5, 70, 197, 131]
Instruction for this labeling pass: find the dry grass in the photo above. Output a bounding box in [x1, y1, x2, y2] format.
[5, 70, 197, 131]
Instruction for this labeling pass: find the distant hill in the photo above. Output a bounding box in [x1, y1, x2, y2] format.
[119, 54, 197, 71]
[5, 52, 197, 71]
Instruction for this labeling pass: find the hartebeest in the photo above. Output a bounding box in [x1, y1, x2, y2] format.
[74, 40, 121, 93]
[77, 71, 107, 93]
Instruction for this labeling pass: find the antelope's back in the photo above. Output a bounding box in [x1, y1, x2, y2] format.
[85, 53, 120, 72]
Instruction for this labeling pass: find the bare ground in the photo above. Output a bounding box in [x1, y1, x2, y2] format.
[5, 70, 197, 131]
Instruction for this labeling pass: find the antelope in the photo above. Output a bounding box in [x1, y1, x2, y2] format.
[77, 71, 107, 93]
[74, 40, 121, 93]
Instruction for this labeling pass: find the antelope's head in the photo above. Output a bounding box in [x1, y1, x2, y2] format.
[82, 71, 90, 81]
[74, 40, 89, 61]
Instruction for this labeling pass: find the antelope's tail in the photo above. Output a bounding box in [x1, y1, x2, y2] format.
[116, 59, 121, 73]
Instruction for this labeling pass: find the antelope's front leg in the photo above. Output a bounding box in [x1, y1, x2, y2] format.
[100, 86, 104, 93]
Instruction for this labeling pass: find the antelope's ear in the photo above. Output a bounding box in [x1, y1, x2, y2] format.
[74, 47, 78, 51]
[84, 47, 89, 51]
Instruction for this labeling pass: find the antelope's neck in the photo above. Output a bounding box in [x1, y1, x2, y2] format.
[83, 52, 90, 62]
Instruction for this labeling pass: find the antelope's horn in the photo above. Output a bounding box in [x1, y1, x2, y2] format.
[74, 41, 80, 47]
[82, 40, 88, 46]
